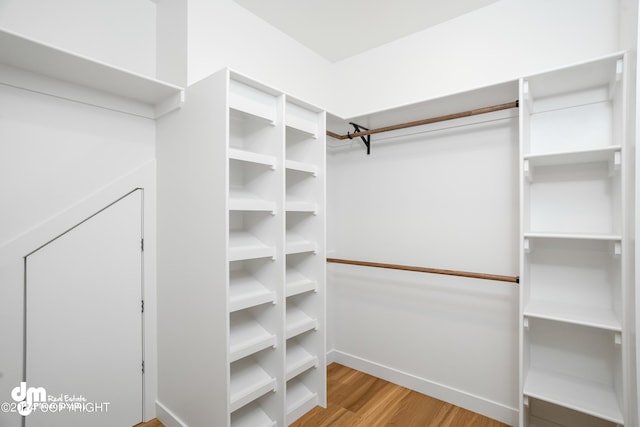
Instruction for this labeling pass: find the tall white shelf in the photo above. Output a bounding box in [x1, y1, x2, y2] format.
[519, 54, 629, 427]
[158, 69, 326, 426]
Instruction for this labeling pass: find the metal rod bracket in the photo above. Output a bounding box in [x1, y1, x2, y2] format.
[348, 122, 371, 155]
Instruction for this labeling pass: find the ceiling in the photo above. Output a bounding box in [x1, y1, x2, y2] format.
[232, 0, 501, 62]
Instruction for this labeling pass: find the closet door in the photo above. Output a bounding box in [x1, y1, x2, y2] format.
[520, 54, 627, 427]
[25, 190, 143, 427]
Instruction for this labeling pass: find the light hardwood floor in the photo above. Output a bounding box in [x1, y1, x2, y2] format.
[291, 363, 509, 427]
[138, 363, 510, 427]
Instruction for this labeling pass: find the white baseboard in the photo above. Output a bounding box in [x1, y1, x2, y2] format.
[327, 349, 518, 426]
[156, 400, 188, 427]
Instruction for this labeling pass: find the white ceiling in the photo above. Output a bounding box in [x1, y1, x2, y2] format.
[232, 0, 501, 62]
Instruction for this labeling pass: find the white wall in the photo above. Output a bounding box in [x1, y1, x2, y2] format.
[187, 0, 333, 110]
[328, 0, 621, 118]
[0, 0, 157, 77]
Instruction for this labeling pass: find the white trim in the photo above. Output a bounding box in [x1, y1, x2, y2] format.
[328, 350, 518, 426]
[156, 400, 189, 427]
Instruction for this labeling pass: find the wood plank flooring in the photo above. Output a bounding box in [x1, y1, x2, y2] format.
[137, 363, 510, 426]
[291, 363, 509, 427]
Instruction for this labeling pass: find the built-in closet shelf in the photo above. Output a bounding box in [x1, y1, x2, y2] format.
[524, 301, 621, 332]
[286, 378, 317, 416]
[229, 271, 275, 313]
[229, 148, 277, 169]
[523, 368, 623, 425]
[230, 358, 277, 413]
[229, 231, 276, 261]
[524, 145, 622, 167]
[524, 232, 622, 242]
[229, 312, 277, 363]
[286, 233, 317, 255]
[286, 269, 317, 297]
[231, 403, 276, 427]
[285, 160, 318, 176]
[286, 306, 317, 339]
[229, 188, 276, 213]
[0, 28, 183, 119]
[286, 343, 318, 381]
[285, 200, 318, 214]
[286, 119, 318, 138]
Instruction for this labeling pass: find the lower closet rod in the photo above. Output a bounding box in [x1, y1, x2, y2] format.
[326, 258, 519, 284]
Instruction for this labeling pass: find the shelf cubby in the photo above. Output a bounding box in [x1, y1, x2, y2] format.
[229, 211, 277, 261]
[231, 402, 276, 427]
[286, 267, 317, 297]
[286, 211, 319, 255]
[523, 237, 621, 331]
[229, 159, 278, 214]
[286, 372, 319, 423]
[229, 78, 278, 125]
[285, 305, 317, 340]
[523, 56, 622, 156]
[229, 308, 277, 363]
[229, 260, 276, 312]
[286, 341, 318, 381]
[524, 158, 620, 236]
[286, 102, 319, 138]
[230, 356, 277, 413]
[524, 318, 623, 425]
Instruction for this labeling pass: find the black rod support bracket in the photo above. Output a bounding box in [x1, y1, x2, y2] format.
[347, 122, 371, 155]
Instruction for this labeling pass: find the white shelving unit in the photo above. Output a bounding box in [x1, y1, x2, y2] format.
[519, 54, 629, 427]
[284, 98, 326, 425]
[158, 68, 325, 426]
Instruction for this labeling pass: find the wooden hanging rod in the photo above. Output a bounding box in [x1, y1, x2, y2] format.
[326, 258, 519, 284]
[326, 100, 519, 140]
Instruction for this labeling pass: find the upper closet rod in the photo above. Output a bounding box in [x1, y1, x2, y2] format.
[327, 258, 519, 284]
[326, 100, 519, 141]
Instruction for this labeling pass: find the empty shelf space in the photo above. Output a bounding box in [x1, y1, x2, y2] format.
[229, 188, 276, 213]
[286, 378, 317, 416]
[285, 159, 318, 175]
[230, 358, 277, 413]
[286, 343, 318, 381]
[231, 403, 275, 427]
[286, 232, 317, 255]
[285, 200, 317, 213]
[229, 231, 276, 261]
[524, 368, 623, 425]
[229, 79, 278, 124]
[229, 270, 275, 312]
[286, 306, 317, 339]
[286, 269, 317, 297]
[229, 148, 277, 168]
[286, 118, 318, 138]
[524, 300, 621, 332]
[229, 312, 276, 362]
[524, 145, 622, 168]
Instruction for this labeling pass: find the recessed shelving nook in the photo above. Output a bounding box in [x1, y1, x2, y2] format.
[519, 53, 629, 427]
[158, 68, 326, 426]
